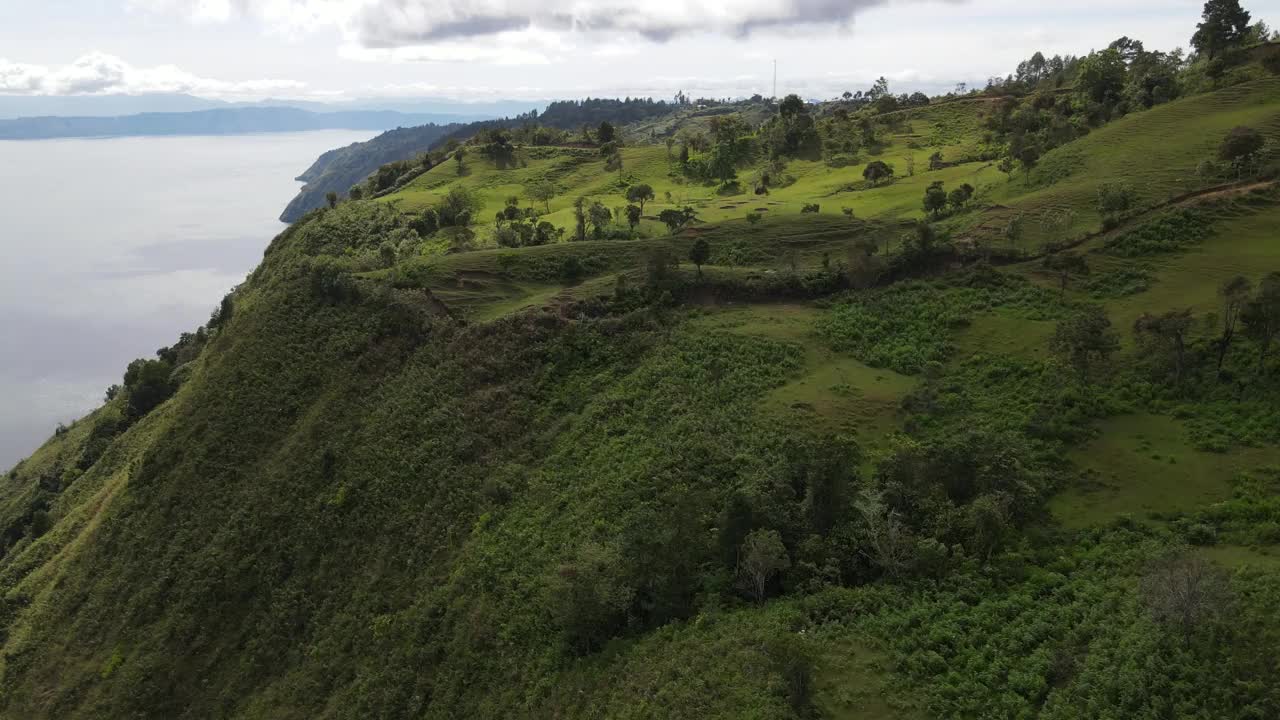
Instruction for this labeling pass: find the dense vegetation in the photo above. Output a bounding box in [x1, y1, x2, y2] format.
[5, 2, 1280, 718]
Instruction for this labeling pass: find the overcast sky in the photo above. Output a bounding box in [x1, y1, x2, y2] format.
[2, 0, 1277, 103]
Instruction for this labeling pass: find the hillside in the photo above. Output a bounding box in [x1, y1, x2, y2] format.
[4, 38, 1280, 720]
[279, 123, 462, 222]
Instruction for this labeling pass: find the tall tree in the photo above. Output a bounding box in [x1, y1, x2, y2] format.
[1134, 309, 1195, 383]
[526, 180, 556, 213]
[1077, 48, 1128, 104]
[1042, 251, 1090, 297]
[1216, 275, 1253, 372]
[624, 204, 642, 232]
[1050, 305, 1121, 380]
[1242, 272, 1280, 373]
[588, 201, 612, 239]
[625, 183, 655, 214]
[572, 196, 588, 242]
[923, 182, 948, 219]
[689, 237, 710, 278]
[1192, 0, 1252, 59]
[597, 120, 617, 144]
[736, 529, 789, 604]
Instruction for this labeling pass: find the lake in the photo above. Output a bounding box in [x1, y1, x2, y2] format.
[0, 130, 376, 469]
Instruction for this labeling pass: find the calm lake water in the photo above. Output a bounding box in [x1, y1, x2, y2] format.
[0, 130, 375, 469]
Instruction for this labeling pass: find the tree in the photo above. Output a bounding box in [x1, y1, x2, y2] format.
[1004, 212, 1026, 248]
[998, 156, 1016, 181]
[689, 237, 710, 278]
[718, 493, 755, 569]
[122, 358, 176, 421]
[1017, 143, 1041, 182]
[454, 147, 466, 175]
[616, 204, 639, 234]
[928, 151, 945, 170]
[854, 489, 913, 578]
[1043, 252, 1090, 297]
[1051, 305, 1121, 380]
[527, 180, 556, 213]
[659, 207, 697, 234]
[573, 196, 588, 241]
[625, 183, 655, 214]
[1134, 309, 1195, 383]
[1141, 552, 1232, 648]
[863, 160, 894, 186]
[779, 94, 806, 118]
[1192, 0, 1252, 60]
[601, 142, 624, 180]
[1077, 48, 1127, 104]
[436, 186, 481, 227]
[923, 182, 949, 219]
[1216, 275, 1253, 372]
[588, 201, 612, 239]
[1218, 126, 1265, 177]
[1241, 272, 1280, 373]
[348, 186, 364, 201]
[736, 529, 789, 604]
[597, 120, 617, 144]
[1097, 182, 1137, 217]
[325, 191, 338, 209]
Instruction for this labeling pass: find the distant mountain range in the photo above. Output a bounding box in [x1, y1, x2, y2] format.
[0, 107, 477, 140]
[0, 93, 544, 120]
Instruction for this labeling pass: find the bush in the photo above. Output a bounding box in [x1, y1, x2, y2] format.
[1096, 182, 1137, 216]
[801, 204, 820, 214]
[1103, 207, 1215, 257]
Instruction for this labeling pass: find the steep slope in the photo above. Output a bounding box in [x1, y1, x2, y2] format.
[4, 69, 1280, 720]
[280, 123, 461, 222]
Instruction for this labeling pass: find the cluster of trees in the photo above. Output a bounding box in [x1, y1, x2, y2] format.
[835, 76, 930, 114]
[675, 113, 759, 185]
[1125, 272, 1280, 385]
[760, 95, 822, 159]
[922, 181, 975, 218]
[536, 97, 671, 128]
[988, 1, 1271, 186]
[493, 197, 563, 248]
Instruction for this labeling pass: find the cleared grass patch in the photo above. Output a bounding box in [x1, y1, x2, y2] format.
[695, 304, 916, 455]
[1051, 413, 1280, 528]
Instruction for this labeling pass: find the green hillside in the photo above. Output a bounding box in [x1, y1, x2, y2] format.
[3, 26, 1280, 720]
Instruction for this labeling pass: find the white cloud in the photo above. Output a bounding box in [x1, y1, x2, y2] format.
[0, 53, 307, 98]
[130, 0, 937, 47]
[338, 26, 571, 65]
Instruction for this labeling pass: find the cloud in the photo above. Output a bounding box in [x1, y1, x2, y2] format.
[133, 0, 927, 48]
[0, 53, 307, 98]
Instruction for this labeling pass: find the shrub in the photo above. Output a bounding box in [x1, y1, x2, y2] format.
[1096, 182, 1137, 216]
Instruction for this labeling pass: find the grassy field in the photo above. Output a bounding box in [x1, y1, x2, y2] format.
[1051, 413, 1280, 527]
[973, 77, 1280, 250]
[693, 304, 916, 463]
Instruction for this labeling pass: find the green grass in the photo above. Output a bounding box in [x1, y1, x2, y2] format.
[692, 304, 917, 461]
[1099, 201, 1280, 335]
[978, 77, 1280, 249]
[1051, 413, 1280, 528]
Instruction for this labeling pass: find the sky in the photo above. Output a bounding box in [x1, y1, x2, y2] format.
[1, 0, 1278, 103]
